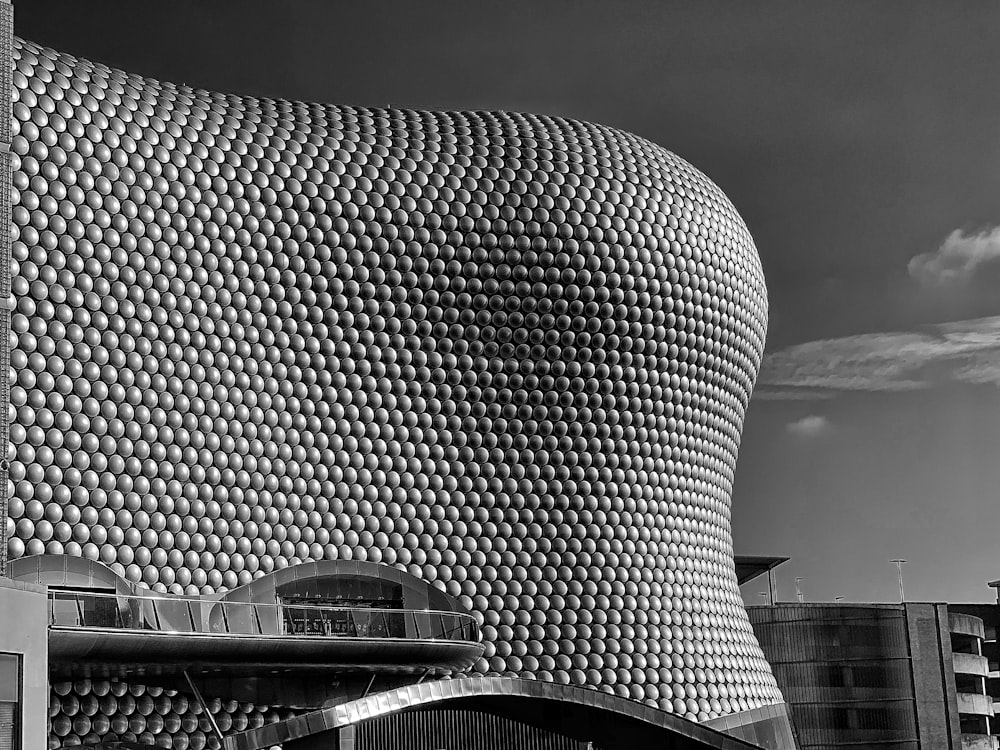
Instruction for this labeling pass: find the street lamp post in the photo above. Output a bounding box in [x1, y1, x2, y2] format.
[890, 560, 907, 602]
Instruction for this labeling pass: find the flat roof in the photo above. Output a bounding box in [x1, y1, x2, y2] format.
[734, 556, 790, 585]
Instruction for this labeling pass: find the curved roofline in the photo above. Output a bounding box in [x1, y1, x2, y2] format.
[224, 676, 764, 750]
[8, 554, 135, 595]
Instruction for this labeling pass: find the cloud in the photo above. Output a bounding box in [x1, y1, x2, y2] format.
[752, 388, 837, 401]
[756, 315, 1000, 400]
[909, 226, 1000, 286]
[786, 415, 830, 438]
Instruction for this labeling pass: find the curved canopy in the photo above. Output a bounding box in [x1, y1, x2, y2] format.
[225, 677, 769, 750]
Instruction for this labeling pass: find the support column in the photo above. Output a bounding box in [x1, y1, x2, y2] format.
[183, 670, 226, 746]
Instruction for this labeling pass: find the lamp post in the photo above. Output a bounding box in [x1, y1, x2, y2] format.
[890, 560, 907, 602]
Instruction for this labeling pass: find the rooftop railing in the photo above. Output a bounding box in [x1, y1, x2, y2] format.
[48, 589, 480, 644]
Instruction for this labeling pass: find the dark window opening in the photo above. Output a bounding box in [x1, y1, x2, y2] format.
[952, 633, 980, 655]
[960, 715, 989, 735]
[955, 674, 984, 695]
[0, 653, 21, 750]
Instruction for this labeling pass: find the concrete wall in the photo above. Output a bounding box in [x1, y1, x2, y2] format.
[0, 577, 49, 750]
[905, 602, 962, 750]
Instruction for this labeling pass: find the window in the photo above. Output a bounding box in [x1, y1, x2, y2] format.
[0, 653, 21, 750]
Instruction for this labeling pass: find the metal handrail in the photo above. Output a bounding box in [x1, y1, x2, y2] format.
[46, 589, 481, 643]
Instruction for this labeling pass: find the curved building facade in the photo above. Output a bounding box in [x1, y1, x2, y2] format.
[6, 36, 782, 746]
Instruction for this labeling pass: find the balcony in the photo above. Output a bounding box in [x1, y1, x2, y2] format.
[957, 692, 995, 717]
[961, 734, 1000, 750]
[952, 613, 987, 640]
[956, 652, 992, 677]
[47, 589, 484, 680]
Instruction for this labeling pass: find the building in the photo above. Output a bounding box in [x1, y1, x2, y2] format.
[749, 602, 980, 750]
[948, 588, 1000, 748]
[741, 561, 1000, 750]
[0, 8, 795, 750]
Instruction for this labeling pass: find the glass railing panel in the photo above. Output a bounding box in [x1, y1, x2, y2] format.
[386, 610, 407, 638]
[370, 611, 392, 639]
[138, 598, 161, 630]
[222, 601, 257, 635]
[50, 595, 83, 627]
[440, 614, 455, 639]
[116, 596, 137, 629]
[153, 598, 197, 633]
[255, 603, 282, 635]
[49, 592, 130, 628]
[282, 605, 312, 635]
[353, 610, 375, 638]
[96, 595, 128, 629]
[411, 611, 434, 640]
[47, 591, 480, 642]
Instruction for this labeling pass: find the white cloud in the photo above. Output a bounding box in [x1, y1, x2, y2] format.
[786, 415, 831, 438]
[908, 226, 1000, 286]
[755, 315, 1000, 399]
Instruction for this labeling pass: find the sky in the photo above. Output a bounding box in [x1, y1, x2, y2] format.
[16, 1, 1000, 604]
